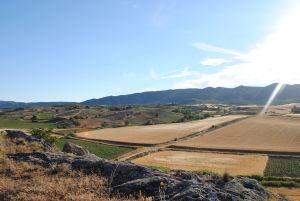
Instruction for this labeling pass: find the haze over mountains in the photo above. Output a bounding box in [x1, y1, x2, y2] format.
[1, 83, 300, 108]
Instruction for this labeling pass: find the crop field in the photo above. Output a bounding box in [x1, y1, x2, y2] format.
[174, 116, 300, 153]
[76, 115, 246, 145]
[55, 138, 133, 159]
[264, 156, 300, 177]
[132, 151, 268, 176]
[268, 188, 300, 201]
[0, 117, 56, 129]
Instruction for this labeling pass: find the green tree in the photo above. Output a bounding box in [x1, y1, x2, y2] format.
[31, 115, 38, 122]
[31, 128, 57, 146]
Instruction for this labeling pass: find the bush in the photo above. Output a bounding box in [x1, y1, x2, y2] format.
[66, 133, 76, 138]
[13, 107, 24, 111]
[31, 128, 57, 146]
[203, 113, 211, 118]
[144, 119, 154, 125]
[124, 120, 129, 126]
[248, 175, 264, 181]
[31, 115, 38, 122]
[261, 181, 299, 187]
[292, 106, 300, 114]
[222, 172, 230, 183]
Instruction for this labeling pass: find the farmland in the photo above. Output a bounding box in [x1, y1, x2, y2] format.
[174, 116, 300, 153]
[0, 117, 56, 129]
[0, 104, 238, 130]
[264, 156, 300, 177]
[76, 115, 247, 145]
[268, 188, 300, 201]
[55, 138, 133, 159]
[133, 151, 268, 176]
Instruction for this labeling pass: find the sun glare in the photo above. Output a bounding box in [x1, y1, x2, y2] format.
[254, 5, 300, 83]
[258, 5, 300, 113]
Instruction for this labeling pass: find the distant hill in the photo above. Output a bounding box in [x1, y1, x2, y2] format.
[0, 101, 75, 109]
[82, 83, 300, 106]
[1, 83, 300, 108]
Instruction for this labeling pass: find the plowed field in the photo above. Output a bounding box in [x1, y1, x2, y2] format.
[175, 116, 300, 153]
[133, 151, 268, 176]
[76, 115, 246, 145]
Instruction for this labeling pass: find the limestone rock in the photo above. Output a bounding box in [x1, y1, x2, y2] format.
[5, 130, 52, 150]
[62, 142, 89, 156]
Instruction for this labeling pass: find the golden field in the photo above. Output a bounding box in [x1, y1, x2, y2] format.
[174, 116, 300, 153]
[77, 115, 246, 145]
[268, 188, 300, 201]
[133, 151, 268, 176]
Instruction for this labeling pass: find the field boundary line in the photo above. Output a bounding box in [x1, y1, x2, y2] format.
[118, 116, 250, 161]
[168, 146, 300, 157]
[73, 136, 156, 147]
[157, 116, 250, 147]
[59, 136, 139, 149]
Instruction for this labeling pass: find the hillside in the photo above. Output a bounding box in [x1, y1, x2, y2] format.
[0, 101, 75, 109]
[1, 83, 300, 108]
[82, 83, 300, 106]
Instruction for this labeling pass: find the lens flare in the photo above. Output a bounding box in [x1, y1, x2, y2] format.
[260, 83, 285, 115]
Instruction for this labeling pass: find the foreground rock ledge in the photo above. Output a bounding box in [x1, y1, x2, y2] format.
[4, 130, 283, 201]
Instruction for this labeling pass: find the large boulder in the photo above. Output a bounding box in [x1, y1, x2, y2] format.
[62, 142, 89, 156]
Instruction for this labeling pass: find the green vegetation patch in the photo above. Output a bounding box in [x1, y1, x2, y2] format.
[292, 106, 300, 114]
[248, 175, 300, 188]
[149, 166, 172, 172]
[0, 117, 56, 129]
[36, 112, 54, 121]
[264, 156, 300, 178]
[261, 177, 300, 188]
[56, 138, 133, 159]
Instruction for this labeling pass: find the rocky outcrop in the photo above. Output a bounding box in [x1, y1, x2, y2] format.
[5, 130, 285, 201]
[4, 130, 52, 150]
[8, 151, 273, 201]
[62, 142, 90, 156]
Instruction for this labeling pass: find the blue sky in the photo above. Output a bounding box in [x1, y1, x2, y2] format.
[0, 0, 299, 102]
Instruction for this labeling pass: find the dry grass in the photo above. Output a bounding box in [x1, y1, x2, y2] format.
[133, 151, 268, 176]
[268, 187, 300, 201]
[175, 116, 300, 153]
[77, 115, 247, 145]
[0, 159, 120, 201]
[265, 104, 293, 116]
[0, 135, 143, 201]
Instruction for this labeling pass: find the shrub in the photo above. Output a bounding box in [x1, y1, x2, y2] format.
[248, 175, 264, 181]
[31, 115, 38, 122]
[31, 128, 57, 146]
[66, 133, 76, 138]
[124, 120, 129, 126]
[222, 172, 230, 183]
[203, 113, 211, 118]
[13, 107, 24, 111]
[144, 119, 154, 125]
[261, 181, 299, 187]
[292, 106, 300, 114]
[101, 122, 109, 128]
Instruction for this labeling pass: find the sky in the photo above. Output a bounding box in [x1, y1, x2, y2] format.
[0, 0, 300, 102]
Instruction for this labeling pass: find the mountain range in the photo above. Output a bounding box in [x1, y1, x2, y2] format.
[1, 83, 300, 108]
